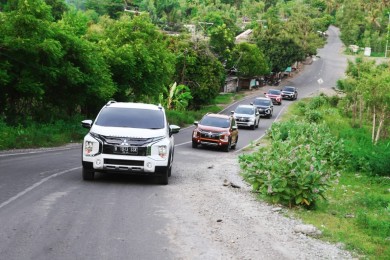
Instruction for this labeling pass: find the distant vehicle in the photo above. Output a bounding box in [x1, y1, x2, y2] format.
[281, 86, 298, 100]
[192, 113, 238, 152]
[232, 104, 260, 130]
[251, 97, 273, 118]
[81, 101, 180, 185]
[265, 89, 282, 105]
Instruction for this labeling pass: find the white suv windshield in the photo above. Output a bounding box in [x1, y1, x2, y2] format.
[95, 107, 165, 129]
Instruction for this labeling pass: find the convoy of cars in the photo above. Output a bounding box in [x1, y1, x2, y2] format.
[191, 85, 298, 152]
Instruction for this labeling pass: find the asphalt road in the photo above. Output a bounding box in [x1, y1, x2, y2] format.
[0, 26, 347, 259]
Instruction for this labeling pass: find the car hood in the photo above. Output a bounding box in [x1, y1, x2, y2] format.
[255, 105, 270, 109]
[197, 125, 229, 132]
[267, 94, 281, 97]
[90, 125, 166, 138]
[282, 91, 294, 94]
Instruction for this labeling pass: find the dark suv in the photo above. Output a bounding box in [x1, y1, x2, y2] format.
[252, 97, 274, 118]
[281, 86, 298, 100]
[192, 113, 238, 152]
[81, 101, 180, 185]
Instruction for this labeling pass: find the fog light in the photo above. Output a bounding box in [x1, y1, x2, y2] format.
[146, 162, 152, 168]
[96, 159, 101, 165]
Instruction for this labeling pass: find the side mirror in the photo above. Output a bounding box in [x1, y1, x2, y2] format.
[232, 125, 238, 130]
[169, 124, 180, 135]
[250, 102, 253, 105]
[231, 111, 234, 115]
[81, 119, 93, 129]
[194, 121, 199, 126]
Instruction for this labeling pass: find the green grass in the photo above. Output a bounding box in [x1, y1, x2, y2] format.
[0, 116, 88, 150]
[289, 172, 390, 259]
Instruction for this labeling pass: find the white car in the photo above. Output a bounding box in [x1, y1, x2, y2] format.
[81, 101, 180, 185]
[231, 104, 260, 130]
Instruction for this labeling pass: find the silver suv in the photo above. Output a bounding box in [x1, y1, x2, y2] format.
[81, 101, 180, 185]
[232, 105, 260, 130]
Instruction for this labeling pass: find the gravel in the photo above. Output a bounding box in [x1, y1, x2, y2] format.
[162, 151, 354, 259]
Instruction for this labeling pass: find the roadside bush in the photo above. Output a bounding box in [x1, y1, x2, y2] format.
[304, 110, 323, 123]
[296, 102, 307, 115]
[307, 95, 327, 109]
[240, 120, 346, 208]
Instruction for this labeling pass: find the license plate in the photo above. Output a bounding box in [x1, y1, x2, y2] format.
[114, 146, 138, 154]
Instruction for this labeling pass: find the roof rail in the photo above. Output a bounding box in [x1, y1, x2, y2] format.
[106, 100, 116, 106]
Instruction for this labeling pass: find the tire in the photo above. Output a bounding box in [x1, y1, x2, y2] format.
[256, 119, 259, 128]
[223, 139, 231, 152]
[192, 141, 198, 148]
[160, 169, 169, 185]
[82, 166, 95, 181]
[268, 113, 272, 119]
[250, 123, 255, 130]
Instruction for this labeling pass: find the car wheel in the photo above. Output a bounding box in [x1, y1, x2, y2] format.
[223, 139, 231, 152]
[82, 166, 95, 181]
[295, 94, 298, 100]
[250, 123, 255, 130]
[231, 136, 238, 149]
[192, 141, 198, 148]
[158, 166, 169, 185]
[256, 119, 259, 128]
[268, 113, 272, 119]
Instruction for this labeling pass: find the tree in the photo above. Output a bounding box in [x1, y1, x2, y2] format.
[209, 24, 235, 63]
[174, 40, 226, 108]
[229, 42, 269, 78]
[95, 14, 176, 103]
[0, 0, 115, 122]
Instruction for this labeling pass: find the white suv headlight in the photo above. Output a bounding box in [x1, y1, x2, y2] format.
[158, 145, 168, 158]
[83, 135, 100, 156]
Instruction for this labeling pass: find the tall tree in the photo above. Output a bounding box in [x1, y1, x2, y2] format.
[94, 14, 176, 102]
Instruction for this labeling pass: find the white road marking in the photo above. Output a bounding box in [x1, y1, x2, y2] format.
[0, 167, 81, 210]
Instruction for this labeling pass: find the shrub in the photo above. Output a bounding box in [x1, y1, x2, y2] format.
[304, 110, 323, 123]
[240, 121, 346, 208]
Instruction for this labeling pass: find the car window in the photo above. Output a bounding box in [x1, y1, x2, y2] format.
[95, 107, 165, 129]
[253, 99, 270, 106]
[269, 89, 281, 95]
[284, 87, 295, 92]
[235, 106, 254, 115]
[200, 116, 230, 128]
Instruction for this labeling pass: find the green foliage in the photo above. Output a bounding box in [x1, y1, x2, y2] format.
[0, 116, 87, 150]
[335, 0, 389, 54]
[229, 42, 270, 77]
[240, 120, 346, 208]
[159, 82, 193, 111]
[174, 41, 226, 109]
[209, 24, 235, 62]
[291, 171, 390, 259]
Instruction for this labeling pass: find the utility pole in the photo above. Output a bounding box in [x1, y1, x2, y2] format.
[385, 12, 390, 58]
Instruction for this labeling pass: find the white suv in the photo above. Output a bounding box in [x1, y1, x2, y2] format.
[81, 101, 180, 185]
